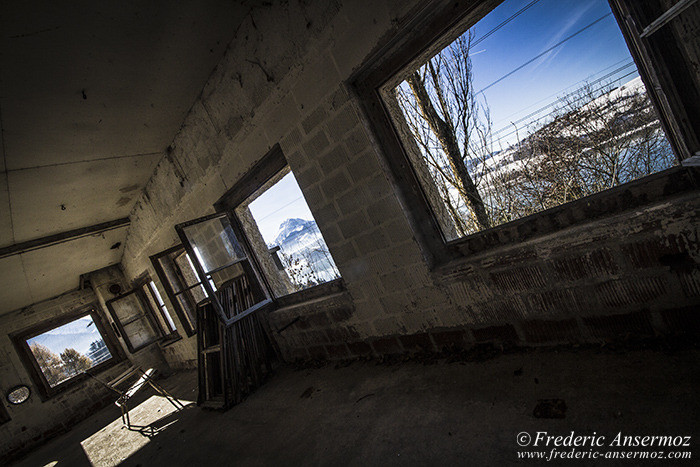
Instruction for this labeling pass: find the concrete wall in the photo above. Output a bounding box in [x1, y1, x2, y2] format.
[0, 264, 171, 460]
[0, 289, 130, 461]
[121, 0, 700, 367]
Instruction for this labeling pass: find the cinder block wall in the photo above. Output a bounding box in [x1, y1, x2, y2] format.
[121, 0, 700, 366]
[0, 265, 170, 460]
[0, 289, 131, 461]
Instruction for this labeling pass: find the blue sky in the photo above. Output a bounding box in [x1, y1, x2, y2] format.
[248, 172, 315, 245]
[466, 0, 638, 148]
[27, 315, 102, 356]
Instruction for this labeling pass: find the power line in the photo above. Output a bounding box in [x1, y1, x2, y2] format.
[491, 57, 633, 127]
[254, 195, 305, 223]
[471, 0, 542, 48]
[491, 62, 636, 136]
[477, 12, 613, 94]
[488, 69, 639, 148]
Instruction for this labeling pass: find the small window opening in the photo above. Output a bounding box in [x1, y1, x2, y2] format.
[236, 168, 341, 295]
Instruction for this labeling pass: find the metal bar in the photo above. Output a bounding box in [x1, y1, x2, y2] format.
[0, 218, 130, 259]
[639, 0, 697, 38]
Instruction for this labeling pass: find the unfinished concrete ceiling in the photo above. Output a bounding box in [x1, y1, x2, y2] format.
[0, 0, 248, 315]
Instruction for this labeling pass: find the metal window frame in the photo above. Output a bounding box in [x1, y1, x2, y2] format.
[175, 212, 272, 326]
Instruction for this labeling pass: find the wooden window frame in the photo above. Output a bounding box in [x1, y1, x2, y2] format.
[142, 279, 180, 344]
[105, 284, 164, 353]
[150, 245, 211, 337]
[213, 144, 345, 307]
[350, 0, 700, 271]
[10, 305, 124, 401]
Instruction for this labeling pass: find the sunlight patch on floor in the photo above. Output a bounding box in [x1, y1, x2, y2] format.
[79, 395, 193, 467]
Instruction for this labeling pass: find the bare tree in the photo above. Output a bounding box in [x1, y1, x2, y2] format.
[30, 344, 67, 386]
[60, 348, 93, 377]
[499, 79, 676, 217]
[397, 32, 492, 232]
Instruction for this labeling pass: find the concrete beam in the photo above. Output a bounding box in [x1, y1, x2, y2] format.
[0, 218, 130, 259]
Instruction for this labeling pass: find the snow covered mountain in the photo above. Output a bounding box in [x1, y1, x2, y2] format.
[273, 218, 319, 251]
[271, 217, 340, 284]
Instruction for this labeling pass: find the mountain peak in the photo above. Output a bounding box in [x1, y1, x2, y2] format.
[274, 218, 315, 246]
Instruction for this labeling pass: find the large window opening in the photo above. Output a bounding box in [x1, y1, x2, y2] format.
[384, 0, 677, 242]
[12, 308, 122, 398]
[27, 315, 112, 388]
[236, 168, 341, 296]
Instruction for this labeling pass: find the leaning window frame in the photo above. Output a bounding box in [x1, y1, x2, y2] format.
[213, 144, 346, 307]
[10, 305, 124, 400]
[351, 0, 699, 270]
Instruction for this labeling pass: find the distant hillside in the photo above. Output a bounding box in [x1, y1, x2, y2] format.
[27, 316, 101, 355]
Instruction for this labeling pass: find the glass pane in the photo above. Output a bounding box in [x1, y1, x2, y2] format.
[388, 0, 676, 241]
[122, 319, 154, 350]
[181, 216, 246, 274]
[238, 171, 340, 294]
[109, 292, 159, 349]
[27, 315, 112, 387]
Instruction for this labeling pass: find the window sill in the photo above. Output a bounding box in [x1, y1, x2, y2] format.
[159, 334, 182, 348]
[38, 357, 125, 402]
[430, 165, 698, 275]
[268, 282, 353, 333]
[274, 278, 346, 308]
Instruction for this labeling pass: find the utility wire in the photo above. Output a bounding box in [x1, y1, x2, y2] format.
[491, 57, 633, 127]
[491, 62, 636, 136]
[488, 69, 638, 148]
[255, 195, 304, 223]
[477, 12, 613, 94]
[471, 0, 542, 48]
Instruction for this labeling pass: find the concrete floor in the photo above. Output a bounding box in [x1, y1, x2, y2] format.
[12, 345, 699, 466]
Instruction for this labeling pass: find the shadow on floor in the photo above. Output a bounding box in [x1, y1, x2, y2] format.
[13, 347, 700, 466]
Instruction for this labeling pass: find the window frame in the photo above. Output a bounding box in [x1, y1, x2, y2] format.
[142, 278, 180, 344]
[351, 0, 699, 271]
[150, 245, 211, 337]
[105, 284, 165, 353]
[213, 144, 345, 307]
[10, 305, 124, 400]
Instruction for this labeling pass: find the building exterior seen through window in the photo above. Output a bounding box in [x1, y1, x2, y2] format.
[26, 315, 112, 388]
[236, 168, 340, 295]
[385, 0, 677, 241]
